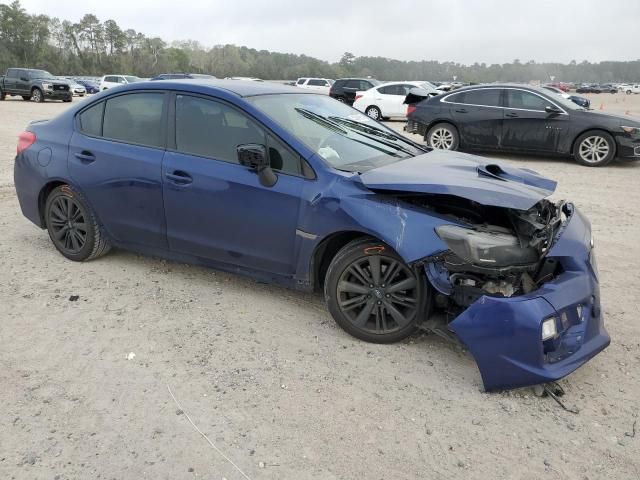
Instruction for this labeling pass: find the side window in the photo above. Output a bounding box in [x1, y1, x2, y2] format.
[267, 135, 301, 175]
[17, 69, 27, 80]
[463, 89, 502, 107]
[360, 81, 373, 91]
[297, 78, 307, 85]
[78, 102, 104, 136]
[345, 80, 360, 89]
[378, 85, 393, 95]
[445, 91, 466, 103]
[175, 95, 265, 163]
[117, 77, 126, 84]
[103, 93, 165, 148]
[104, 76, 114, 83]
[505, 90, 553, 110]
[308, 79, 325, 86]
[7, 68, 17, 78]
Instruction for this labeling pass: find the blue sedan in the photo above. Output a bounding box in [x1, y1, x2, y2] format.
[13, 80, 609, 391]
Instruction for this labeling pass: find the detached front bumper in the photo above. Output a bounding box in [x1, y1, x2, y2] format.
[448, 205, 610, 391]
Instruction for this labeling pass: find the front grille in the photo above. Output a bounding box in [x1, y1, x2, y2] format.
[54, 84, 69, 91]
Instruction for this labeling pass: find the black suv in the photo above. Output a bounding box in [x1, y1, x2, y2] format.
[329, 78, 380, 105]
[0, 68, 72, 103]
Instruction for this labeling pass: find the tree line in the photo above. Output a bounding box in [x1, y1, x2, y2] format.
[1, 1, 639, 83]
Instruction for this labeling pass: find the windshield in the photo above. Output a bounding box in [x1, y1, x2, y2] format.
[125, 76, 141, 83]
[30, 70, 54, 79]
[247, 94, 427, 172]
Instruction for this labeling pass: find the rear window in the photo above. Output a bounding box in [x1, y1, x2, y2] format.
[102, 93, 165, 148]
[297, 78, 308, 85]
[448, 89, 502, 107]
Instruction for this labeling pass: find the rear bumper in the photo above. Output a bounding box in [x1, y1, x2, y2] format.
[448, 205, 610, 391]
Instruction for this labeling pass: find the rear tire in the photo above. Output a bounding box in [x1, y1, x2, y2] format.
[45, 185, 111, 262]
[365, 105, 382, 120]
[426, 122, 460, 150]
[324, 237, 428, 344]
[573, 130, 616, 167]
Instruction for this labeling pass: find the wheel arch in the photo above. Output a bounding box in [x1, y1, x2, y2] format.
[425, 119, 460, 139]
[310, 230, 381, 292]
[570, 127, 617, 158]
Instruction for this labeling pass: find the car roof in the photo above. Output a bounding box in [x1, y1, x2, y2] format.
[450, 83, 551, 94]
[122, 78, 311, 97]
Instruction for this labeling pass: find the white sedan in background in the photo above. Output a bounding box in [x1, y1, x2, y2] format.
[352, 81, 438, 120]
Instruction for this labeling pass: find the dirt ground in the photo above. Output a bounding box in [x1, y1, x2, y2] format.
[1, 92, 639, 480]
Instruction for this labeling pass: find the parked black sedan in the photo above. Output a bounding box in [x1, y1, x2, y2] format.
[406, 84, 640, 166]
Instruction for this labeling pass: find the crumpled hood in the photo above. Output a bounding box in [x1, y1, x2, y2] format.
[358, 150, 557, 210]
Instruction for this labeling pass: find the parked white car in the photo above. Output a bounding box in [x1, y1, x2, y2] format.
[622, 84, 640, 94]
[295, 78, 334, 94]
[99, 75, 141, 91]
[352, 81, 438, 120]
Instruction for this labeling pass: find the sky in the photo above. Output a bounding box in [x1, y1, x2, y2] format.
[10, 0, 639, 65]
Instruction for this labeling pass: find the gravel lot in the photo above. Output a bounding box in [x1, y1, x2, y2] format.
[1, 92, 639, 480]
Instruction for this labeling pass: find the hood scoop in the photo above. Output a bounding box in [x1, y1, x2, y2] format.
[477, 163, 508, 181]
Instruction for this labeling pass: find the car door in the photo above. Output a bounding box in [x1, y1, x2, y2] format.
[68, 92, 169, 249]
[373, 85, 398, 116]
[502, 88, 568, 152]
[162, 93, 305, 275]
[17, 69, 30, 95]
[446, 88, 503, 147]
[4, 68, 17, 91]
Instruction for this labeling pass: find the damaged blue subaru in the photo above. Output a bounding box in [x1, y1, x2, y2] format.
[13, 80, 610, 391]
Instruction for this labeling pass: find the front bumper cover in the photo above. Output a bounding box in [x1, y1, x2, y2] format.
[447, 204, 610, 391]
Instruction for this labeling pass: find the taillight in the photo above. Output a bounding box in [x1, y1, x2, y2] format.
[407, 105, 416, 116]
[17, 131, 36, 154]
[355, 94, 363, 101]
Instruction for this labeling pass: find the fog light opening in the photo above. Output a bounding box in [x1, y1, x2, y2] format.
[542, 317, 558, 341]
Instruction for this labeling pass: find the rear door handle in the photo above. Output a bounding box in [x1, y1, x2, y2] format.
[505, 112, 519, 118]
[455, 108, 468, 113]
[165, 170, 193, 185]
[74, 151, 95, 163]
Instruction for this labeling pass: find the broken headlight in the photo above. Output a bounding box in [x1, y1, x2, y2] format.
[436, 225, 539, 268]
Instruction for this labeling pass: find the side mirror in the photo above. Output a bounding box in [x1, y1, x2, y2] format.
[545, 105, 562, 115]
[237, 143, 277, 187]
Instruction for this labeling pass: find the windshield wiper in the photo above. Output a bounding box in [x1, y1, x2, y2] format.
[295, 108, 403, 158]
[328, 116, 430, 154]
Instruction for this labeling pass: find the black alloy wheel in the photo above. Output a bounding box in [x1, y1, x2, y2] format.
[45, 185, 111, 261]
[325, 238, 428, 343]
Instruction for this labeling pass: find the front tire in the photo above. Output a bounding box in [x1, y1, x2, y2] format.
[31, 88, 44, 103]
[324, 238, 428, 344]
[365, 105, 382, 120]
[573, 130, 616, 167]
[45, 185, 111, 261]
[426, 122, 459, 150]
